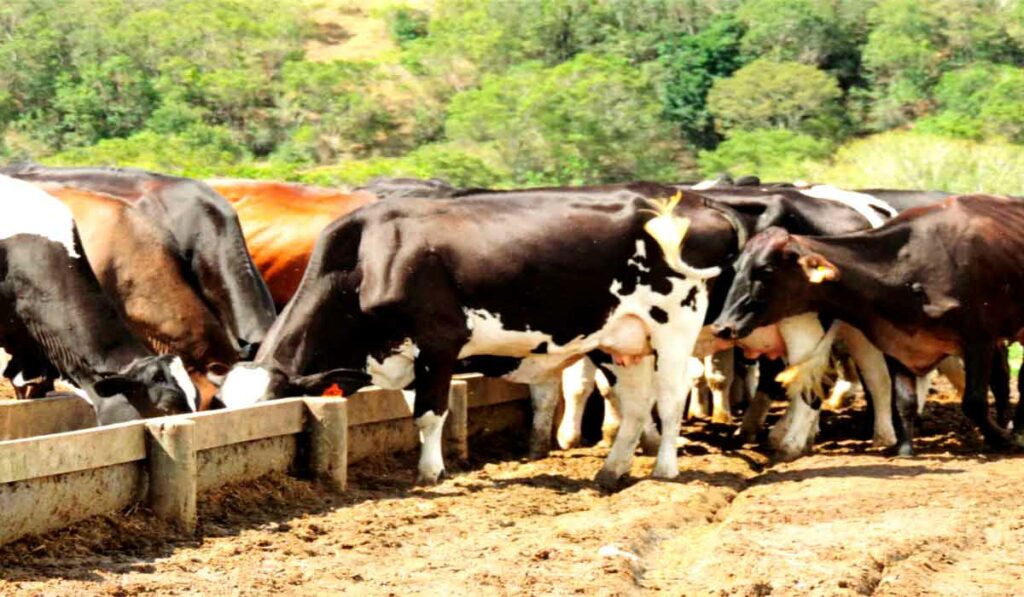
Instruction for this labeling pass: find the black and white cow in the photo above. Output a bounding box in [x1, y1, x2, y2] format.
[556, 183, 962, 460]
[0, 163, 277, 354]
[220, 183, 744, 487]
[0, 175, 197, 424]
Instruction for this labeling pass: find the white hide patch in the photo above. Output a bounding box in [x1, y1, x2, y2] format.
[0, 175, 80, 257]
[691, 178, 720, 191]
[627, 240, 650, 272]
[415, 409, 448, 482]
[798, 185, 897, 229]
[218, 364, 272, 408]
[169, 356, 198, 412]
[366, 339, 418, 389]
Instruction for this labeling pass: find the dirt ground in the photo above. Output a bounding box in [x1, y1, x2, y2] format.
[2, 382, 1024, 596]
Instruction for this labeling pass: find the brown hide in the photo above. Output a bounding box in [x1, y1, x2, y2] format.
[41, 184, 238, 409]
[207, 179, 376, 308]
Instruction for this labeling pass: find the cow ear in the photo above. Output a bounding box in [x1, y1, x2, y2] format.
[289, 368, 371, 397]
[798, 254, 840, 284]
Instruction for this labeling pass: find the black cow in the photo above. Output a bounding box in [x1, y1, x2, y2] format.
[355, 177, 461, 200]
[220, 183, 743, 487]
[712, 194, 1024, 454]
[0, 175, 196, 424]
[0, 163, 276, 354]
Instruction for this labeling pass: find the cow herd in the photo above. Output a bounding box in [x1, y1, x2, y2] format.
[0, 163, 1020, 490]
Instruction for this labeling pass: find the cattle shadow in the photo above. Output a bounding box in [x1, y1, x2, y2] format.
[750, 462, 966, 487]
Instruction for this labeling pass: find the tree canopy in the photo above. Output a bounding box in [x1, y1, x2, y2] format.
[0, 0, 1020, 193]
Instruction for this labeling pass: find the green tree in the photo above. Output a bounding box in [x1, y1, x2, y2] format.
[707, 59, 843, 136]
[698, 128, 831, 180]
[658, 13, 745, 148]
[916, 64, 1024, 143]
[445, 53, 686, 184]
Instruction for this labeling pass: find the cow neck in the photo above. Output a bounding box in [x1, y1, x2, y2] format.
[703, 199, 750, 252]
[16, 253, 152, 385]
[24, 316, 148, 386]
[796, 226, 915, 329]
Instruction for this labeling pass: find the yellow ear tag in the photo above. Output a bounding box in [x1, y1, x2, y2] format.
[808, 266, 830, 284]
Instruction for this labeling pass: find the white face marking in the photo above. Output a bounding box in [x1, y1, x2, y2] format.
[366, 339, 418, 389]
[219, 365, 273, 408]
[774, 396, 819, 460]
[0, 175, 80, 257]
[168, 357, 198, 412]
[415, 409, 448, 483]
[798, 184, 896, 229]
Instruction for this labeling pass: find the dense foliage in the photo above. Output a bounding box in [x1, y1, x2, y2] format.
[2, 0, 1022, 192]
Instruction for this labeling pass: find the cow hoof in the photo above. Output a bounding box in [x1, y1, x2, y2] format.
[1013, 432, 1024, 449]
[895, 443, 915, 458]
[651, 463, 679, 480]
[556, 432, 581, 451]
[774, 446, 804, 463]
[595, 468, 625, 490]
[416, 468, 447, 486]
[984, 431, 1013, 452]
[873, 430, 898, 449]
[528, 447, 551, 460]
[711, 413, 734, 425]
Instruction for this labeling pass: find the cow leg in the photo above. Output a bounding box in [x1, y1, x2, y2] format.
[687, 381, 709, 419]
[937, 356, 966, 393]
[558, 358, 596, 450]
[991, 344, 1011, 429]
[411, 348, 459, 485]
[888, 357, 918, 457]
[528, 377, 561, 459]
[740, 391, 771, 444]
[595, 357, 655, 488]
[651, 334, 704, 480]
[1014, 358, 1024, 444]
[599, 373, 621, 447]
[707, 350, 734, 424]
[962, 344, 1012, 449]
[842, 327, 896, 448]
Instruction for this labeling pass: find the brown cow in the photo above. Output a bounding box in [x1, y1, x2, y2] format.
[206, 179, 376, 309]
[41, 184, 240, 408]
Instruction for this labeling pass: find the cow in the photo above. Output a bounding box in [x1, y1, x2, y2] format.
[219, 183, 744, 487]
[206, 179, 377, 310]
[355, 177, 461, 200]
[34, 184, 243, 408]
[711, 194, 1024, 454]
[555, 184, 909, 459]
[0, 175, 196, 424]
[0, 164, 276, 354]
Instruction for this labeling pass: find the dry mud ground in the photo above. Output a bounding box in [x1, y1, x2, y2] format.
[2, 383, 1024, 596]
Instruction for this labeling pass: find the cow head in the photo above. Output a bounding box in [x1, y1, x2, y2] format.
[217, 362, 370, 408]
[712, 227, 836, 340]
[90, 355, 198, 424]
